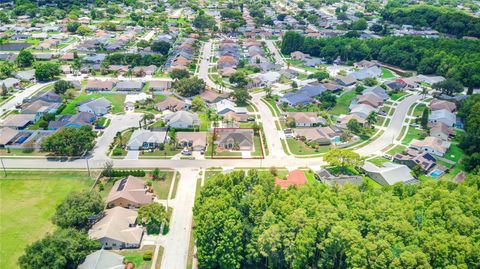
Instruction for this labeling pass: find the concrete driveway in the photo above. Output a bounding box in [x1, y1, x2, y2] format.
[91, 113, 142, 159]
[125, 150, 140, 160]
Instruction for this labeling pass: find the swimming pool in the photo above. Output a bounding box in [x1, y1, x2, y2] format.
[430, 169, 444, 178]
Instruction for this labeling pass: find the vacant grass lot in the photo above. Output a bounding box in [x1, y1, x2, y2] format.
[0, 171, 93, 269]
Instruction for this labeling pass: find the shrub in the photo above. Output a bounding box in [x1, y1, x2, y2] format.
[143, 251, 153, 261]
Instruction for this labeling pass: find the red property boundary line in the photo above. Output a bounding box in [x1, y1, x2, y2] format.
[210, 128, 265, 160]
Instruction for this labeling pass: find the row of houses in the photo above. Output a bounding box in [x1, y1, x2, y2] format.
[84, 79, 171, 92]
[165, 37, 198, 73]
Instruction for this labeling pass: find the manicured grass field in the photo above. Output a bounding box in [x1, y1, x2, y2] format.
[390, 92, 408, 101]
[444, 143, 464, 163]
[330, 91, 356, 115]
[286, 138, 330, 155]
[0, 171, 93, 269]
[151, 171, 175, 199]
[61, 92, 126, 115]
[381, 67, 395, 79]
[401, 127, 426, 145]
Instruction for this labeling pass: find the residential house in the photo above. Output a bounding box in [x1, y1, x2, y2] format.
[1, 114, 36, 129]
[154, 97, 188, 112]
[293, 126, 341, 145]
[429, 99, 456, 113]
[337, 114, 367, 128]
[133, 65, 157, 76]
[85, 80, 114, 92]
[417, 75, 445, 85]
[279, 92, 312, 107]
[350, 66, 382, 80]
[429, 122, 454, 141]
[362, 162, 416, 186]
[336, 75, 356, 86]
[354, 60, 377, 69]
[410, 136, 451, 156]
[428, 109, 456, 127]
[106, 176, 155, 208]
[48, 112, 96, 130]
[216, 129, 254, 151]
[286, 112, 326, 127]
[215, 99, 248, 115]
[28, 90, 62, 103]
[176, 132, 207, 151]
[363, 86, 389, 100]
[290, 51, 306, 60]
[0, 127, 20, 147]
[316, 169, 363, 186]
[275, 170, 307, 189]
[350, 104, 376, 119]
[15, 69, 35, 82]
[127, 129, 169, 150]
[356, 93, 383, 108]
[164, 111, 200, 129]
[22, 100, 61, 121]
[116, 81, 144, 91]
[393, 148, 437, 172]
[200, 90, 226, 104]
[124, 93, 151, 112]
[0, 77, 21, 89]
[149, 80, 172, 92]
[78, 249, 124, 269]
[88, 206, 143, 249]
[78, 98, 112, 116]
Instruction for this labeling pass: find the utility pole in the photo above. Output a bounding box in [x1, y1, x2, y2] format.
[0, 158, 6, 176]
[86, 157, 91, 178]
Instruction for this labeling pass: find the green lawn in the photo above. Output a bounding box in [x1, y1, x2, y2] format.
[386, 145, 407, 155]
[151, 171, 175, 199]
[390, 92, 408, 101]
[413, 104, 427, 117]
[116, 245, 155, 269]
[286, 139, 330, 155]
[0, 171, 93, 269]
[402, 127, 427, 145]
[262, 98, 281, 117]
[444, 143, 464, 163]
[61, 92, 126, 115]
[368, 157, 391, 167]
[140, 146, 182, 158]
[330, 91, 356, 115]
[381, 67, 395, 79]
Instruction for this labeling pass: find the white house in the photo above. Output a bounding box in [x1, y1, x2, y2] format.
[127, 129, 168, 150]
[410, 136, 451, 156]
[164, 111, 200, 129]
[362, 162, 416, 186]
[428, 109, 456, 127]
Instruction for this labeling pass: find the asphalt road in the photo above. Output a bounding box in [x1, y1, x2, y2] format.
[160, 168, 199, 269]
[355, 94, 421, 156]
[0, 82, 53, 116]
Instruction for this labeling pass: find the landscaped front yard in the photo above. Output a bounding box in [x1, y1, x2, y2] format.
[0, 171, 93, 269]
[286, 138, 330, 155]
[401, 127, 427, 145]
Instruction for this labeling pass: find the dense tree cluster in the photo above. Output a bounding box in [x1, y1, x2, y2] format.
[52, 191, 104, 230]
[173, 77, 205, 97]
[103, 53, 166, 68]
[35, 62, 61, 82]
[458, 94, 480, 172]
[281, 32, 480, 88]
[41, 126, 96, 156]
[382, 4, 480, 38]
[18, 228, 99, 269]
[194, 170, 480, 269]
